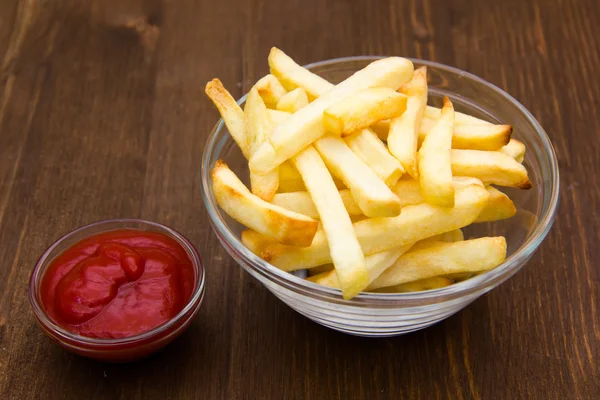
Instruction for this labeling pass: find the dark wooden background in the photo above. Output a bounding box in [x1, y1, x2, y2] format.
[1, 0, 598, 398]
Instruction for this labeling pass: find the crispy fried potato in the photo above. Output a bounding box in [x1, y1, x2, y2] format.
[474, 186, 517, 223]
[388, 96, 425, 179]
[255, 74, 287, 108]
[205, 78, 249, 158]
[276, 87, 309, 113]
[323, 88, 408, 135]
[371, 276, 454, 293]
[425, 105, 491, 125]
[250, 56, 414, 174]
[344, 128, 404, 186]
[277, 161, 346, 192]
[245, 88, 279, 200]
[500, 139, 526, 163]
[368, 237, 507, 290]
[393, 179, 515, 223]
[262, 183, 489, 271]
[268, 47, 333, 100]
[398, 66, 428, 104]
[241, 229, 277, 256]
[418, 97, 455, 207]
[451, 149, 532, 189]
[314, 135, 402, 217]
[419, 118, 512, 151]
[292, 146, 368, 298]
[308, 245, 412, 289]
[271, 189, 362, 219]
[212, 160, 317, 246]
[267, 109, 291, 125]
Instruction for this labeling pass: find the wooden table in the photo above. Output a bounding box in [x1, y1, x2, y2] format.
[1, 0, 598, 398]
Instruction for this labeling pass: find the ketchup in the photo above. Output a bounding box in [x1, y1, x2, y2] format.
[40, 229, 195, 339]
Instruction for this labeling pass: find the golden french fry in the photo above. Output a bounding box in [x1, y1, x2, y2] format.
[419, 118, 512, 151]
[276, 87, 309, 113]
[245, 88, 279, 200]
[267, 109, 291, 125]
[250, 56, 414, 174]
[314, 135, 401, 217]
[262, 183, 489, 271]
[255, 74, 287, 108]
[344, 128, 404, 186]
[323, 88, 408, 135]
[268, 47, 333, 100]
[205, 78, 249, 158]
[212, 160, 318, 247]
[308, 245, 412, 289]
[399, 66, 428, 103]
[241, 229, 277, 256]
[425, 105, 491, 125]
[388, 96, 425, 179]
[371, 276, 454, 293]
[418, 97, 455, 207]
[500, 139, 526, 163]
[474, 186, 517, 223]
[451, 149, 532, 189]
[292, 146, 368, 299]
[271, 189, 362, 219]
[368, 237, 507, 290]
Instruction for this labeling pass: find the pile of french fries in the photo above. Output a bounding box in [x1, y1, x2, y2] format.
[205, 47, 530, 300]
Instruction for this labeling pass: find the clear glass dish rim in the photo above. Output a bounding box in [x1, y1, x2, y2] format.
[28, 218, 206, 346]
[200, 56, 560, 305]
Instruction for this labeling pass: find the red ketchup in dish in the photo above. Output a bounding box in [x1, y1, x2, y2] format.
[40, 229, 195, 339]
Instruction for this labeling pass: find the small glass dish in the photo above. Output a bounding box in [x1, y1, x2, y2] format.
[29, 219, 205, 362]
[201, 57, 559, 337]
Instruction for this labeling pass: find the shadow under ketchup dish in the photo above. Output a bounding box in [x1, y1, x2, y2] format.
[29, 219, 205, 362]
[40, 230, 195, 339]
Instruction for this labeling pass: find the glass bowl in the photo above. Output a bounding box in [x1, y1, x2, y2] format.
[29, 219, 206, 361]
[201, 57, 559, 337]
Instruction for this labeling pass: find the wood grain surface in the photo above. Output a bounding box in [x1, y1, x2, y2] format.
[1, 0, 598, 398]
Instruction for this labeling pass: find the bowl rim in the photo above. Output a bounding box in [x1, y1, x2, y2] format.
[201, 56, 560, 304]
[28, 218, 206, 346]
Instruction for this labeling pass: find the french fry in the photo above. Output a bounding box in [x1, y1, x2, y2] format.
[371, 276, 454, 293]
[267, 109, 291, 125]
[344, 128, 404, 186]
[398, 66, 428, 104]
[451, 149, 532, 189]
[323, 88, 408, 135]
[212, 160, 318, 246]
[255, 74, 288, 108]
[271, 189, 362, 219]
[314, 135, 402, 217]
[262, 183, 489, 271]
[241, 229, 277, 256]
[425, 105, 492, 125]
[419, 118, 512, 150]
[418, 97, 455, 207]
[205, 78, 249, 158]
[371, 120, 391, 141]
[250, 56, 414, 174]
[245, 88, 279, 200]
[368, 237, 507, 290]
[500, 139, 526, 163]
[268, 47, 333, 100]
[276, 87, 309, 113]
[291, 146, 368, 299]
[308, 245, 413, 289]
[388, 96, 425, 179]
[474, 186, 517, 223]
